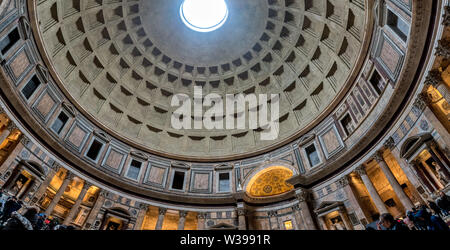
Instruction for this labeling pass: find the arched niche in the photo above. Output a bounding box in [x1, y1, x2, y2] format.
[244, 164, 295, 198]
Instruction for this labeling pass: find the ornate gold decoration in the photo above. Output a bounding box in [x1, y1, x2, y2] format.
[246, 166, 294, 197]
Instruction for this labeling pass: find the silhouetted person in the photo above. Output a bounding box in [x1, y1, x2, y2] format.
[1, 207, 37, 230]
[437, 191, 450, 216]
[379, 213, 409, 231]
[415, 208, 449, 231]
[0, 196, 21, 223]
[0, 188, 8, 216]
[429, 200, 444, 218]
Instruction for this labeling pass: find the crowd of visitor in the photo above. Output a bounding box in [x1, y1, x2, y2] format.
[366, 191, 450, 231]
[0, 188, 75, 230]
[1, 186, 450, 231]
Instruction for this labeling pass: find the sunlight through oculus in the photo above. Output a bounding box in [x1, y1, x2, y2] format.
[180, 0, 229, 32]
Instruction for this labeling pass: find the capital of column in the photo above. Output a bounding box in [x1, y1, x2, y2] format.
[158, 207, 167, 215]
[179, 210, 188, 218]
[6, 121, 18, 131]
[354, 165, 367, 176]
[443, 6, 450, 26]
[372, 151, 385, 163]
[82, 181, 92, 190]
[267, 211, 277, 217]
[292, 204, 301, 212]
[436, 39, 450, 58]
[336, 175, 350, 188]
[383, 137, 395, 150]
[64, 172, 75, 181]
[413, 94, 429, 111]
[197, 212, 208, 219]
[295, 188, 310, 202]
[424, 69, 442, 88]
[99, 189, 109, 198]
[138, 203, 149, 211]
[237, 208, 247, 216]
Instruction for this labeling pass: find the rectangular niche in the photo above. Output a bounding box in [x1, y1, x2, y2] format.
[217, 171, 231, 193]
[0, 27, 21, 60]
[21, 75, 42, 101]
[84, 137, 106, 164]
[169, 168, 188, 192]
[51, 111, 70, 135]
[303, 142, 322, 168]
[125, 159, 143, 181]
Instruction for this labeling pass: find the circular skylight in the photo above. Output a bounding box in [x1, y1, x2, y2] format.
[180, 0, 229, 33]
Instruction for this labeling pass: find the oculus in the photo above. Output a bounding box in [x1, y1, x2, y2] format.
[180, 0, 229, 32]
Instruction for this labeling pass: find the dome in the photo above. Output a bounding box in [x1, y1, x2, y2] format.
[34, 0, 369, 160]
[0, 0, 448, 232]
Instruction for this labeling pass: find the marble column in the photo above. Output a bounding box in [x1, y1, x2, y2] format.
[373, 151, 414, 211]
[338, 207, 353, 230]
[337, 175, 368, 228]
[31, 167, 58, 205]
[388, 143, 426, 205]
[318, 216, 328, 230]
[426, 69, 450, 104]
[0, 121, 17, 145]
[295, 188, 317, 230]
[292, 204, 305, 230]
[354, 165, 389, 214]
[267, 211, 279, 230]
[63, 181, 91, 225]
[134, 204, 149, 230]
[197, 212, 207, 230]
[83, 189, 107, 230]
[0, 135, 25, 177]
[237, 202, 247, 230]
[178, 211, 188, 230]
[414, 95, 450, 146]
[410, 161, 435, 195]
[45, 172, 73, 216]
[155, 207, 167, 230]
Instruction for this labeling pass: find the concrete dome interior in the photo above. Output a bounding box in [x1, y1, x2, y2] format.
[0, 0, 448, 231]
[35, 0, 368, 159]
